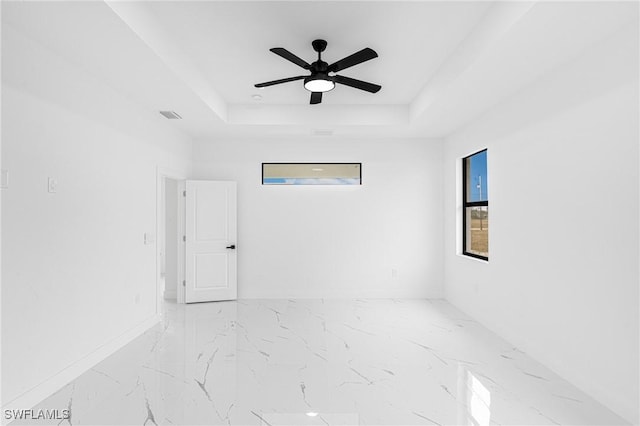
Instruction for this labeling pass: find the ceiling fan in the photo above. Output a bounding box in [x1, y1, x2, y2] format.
[254, 39, 381, 105]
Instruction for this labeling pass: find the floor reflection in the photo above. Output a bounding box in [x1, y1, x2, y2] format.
[458, 366, 491, 426]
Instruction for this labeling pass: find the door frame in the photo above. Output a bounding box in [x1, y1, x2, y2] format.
[156, 167, 187, 310]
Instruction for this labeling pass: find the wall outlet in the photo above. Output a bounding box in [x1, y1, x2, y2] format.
[391, 268, 398, 278]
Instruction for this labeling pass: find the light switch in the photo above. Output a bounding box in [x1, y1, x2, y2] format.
[1, 170, 8, 189]
[47, 177, 58, 193]
[144, 233, 156, 245]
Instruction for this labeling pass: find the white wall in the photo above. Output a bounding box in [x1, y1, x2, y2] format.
[1, 23, 192, 405]
[192, 138, 443, 299]
[443, 23, 639, 423]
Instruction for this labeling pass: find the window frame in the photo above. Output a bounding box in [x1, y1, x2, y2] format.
[462, 149, 488, 261]
[261, 162, 362, 185]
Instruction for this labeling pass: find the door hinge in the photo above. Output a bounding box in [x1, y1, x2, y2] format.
[183, 190, 186, 197]
[182, 280, 186, 287]
[183, 235, 186, 242]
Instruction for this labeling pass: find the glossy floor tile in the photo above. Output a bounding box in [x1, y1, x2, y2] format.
[23, 299, 628, 425]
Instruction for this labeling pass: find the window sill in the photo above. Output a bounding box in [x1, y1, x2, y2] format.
[458, 253, 489, 264]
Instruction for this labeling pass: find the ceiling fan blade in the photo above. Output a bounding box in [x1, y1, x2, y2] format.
[270, 48, 311, 69]
[333, 75, 381, 93]
[328, 48, 378, 72]
[310, 92, 322, 104]
[255, 76, 306, 88]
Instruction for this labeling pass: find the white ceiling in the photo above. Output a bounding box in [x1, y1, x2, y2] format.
[144, 1, 490, 105]
[2, 1, 637, 140]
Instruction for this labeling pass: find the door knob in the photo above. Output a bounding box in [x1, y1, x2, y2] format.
[226, 244, 236, 250]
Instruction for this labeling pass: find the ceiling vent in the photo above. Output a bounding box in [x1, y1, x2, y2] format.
[311, 129, 334, 136]
[159, 111, 182, 120]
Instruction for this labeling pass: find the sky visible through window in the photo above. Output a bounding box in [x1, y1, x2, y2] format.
[469, 150, 488, 202]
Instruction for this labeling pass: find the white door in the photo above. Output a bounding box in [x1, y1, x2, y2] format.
[185, 180, 237, 303]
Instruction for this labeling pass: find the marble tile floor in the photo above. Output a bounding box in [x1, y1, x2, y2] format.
[19, 299, 629, 426]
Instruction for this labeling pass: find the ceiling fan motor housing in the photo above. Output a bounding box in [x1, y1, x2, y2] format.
[311, 61, 329, 73]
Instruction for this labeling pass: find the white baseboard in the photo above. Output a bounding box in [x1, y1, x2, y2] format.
[1, 314, 161, 418]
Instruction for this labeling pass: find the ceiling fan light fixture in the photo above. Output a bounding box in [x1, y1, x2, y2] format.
[304, 77, 335, 93]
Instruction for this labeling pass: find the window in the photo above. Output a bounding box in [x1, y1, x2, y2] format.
[463, 150, 488, 260]
[262, 163, 361, 185]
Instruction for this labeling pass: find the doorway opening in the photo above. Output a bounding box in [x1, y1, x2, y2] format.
[156, 168, 186, 310]
[161, 177, 180, 301]
[156, 172, 237, 307]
